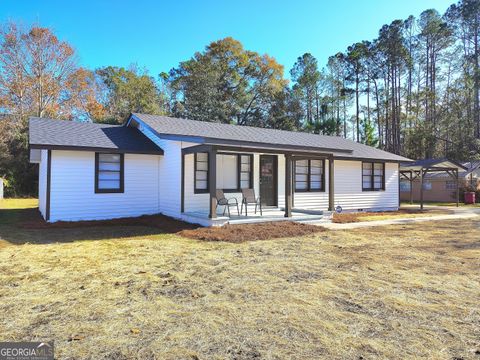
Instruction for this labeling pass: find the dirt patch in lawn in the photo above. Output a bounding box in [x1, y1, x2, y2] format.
[179, 221, 326, 242]
[333, 208, 452, 223]
[21, 213, 199, 233]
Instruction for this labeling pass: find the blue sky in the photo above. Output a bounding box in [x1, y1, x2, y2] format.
[1, 0, 453, 79]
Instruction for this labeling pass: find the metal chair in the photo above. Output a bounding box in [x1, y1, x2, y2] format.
[241, 188, 262, 216]
[215, 189, 240, 217]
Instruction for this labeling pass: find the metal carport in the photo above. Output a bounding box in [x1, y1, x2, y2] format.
[399, 159, 468, 210]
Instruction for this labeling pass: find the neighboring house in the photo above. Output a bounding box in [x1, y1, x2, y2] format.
[400, 160, 480, 203]
[29, 114, 410, 226]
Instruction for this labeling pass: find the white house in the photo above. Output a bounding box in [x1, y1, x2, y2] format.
[29, 114, 410, 226]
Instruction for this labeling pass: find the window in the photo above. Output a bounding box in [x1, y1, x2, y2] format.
[400, 180, 411, 192]
[362, 162, 385, 191]
[194, 152, 209, 193]
[239, 155, 253, 189]
[216, 154, 238, 190]
[197, 153, 253, 193]
[422, 181, 432, 190]
[219, 154, 254, 191]
[95, 153, 124, 193]
[295, 159, 325, 192]
[445, 180, 456, 190]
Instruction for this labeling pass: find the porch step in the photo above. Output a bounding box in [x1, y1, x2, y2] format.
[227, 213, 325, 225]
[295, 218, 332, 225]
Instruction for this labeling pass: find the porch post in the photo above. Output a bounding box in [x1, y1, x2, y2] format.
[181, 152, 185, 213]
[456, 169, 459, 208]
[409, 170, 413, 204]
[284, 153, 292, 217]
[420, 168, 424, 210]
[208, 146, 217, 219]
[328, 156, 335, 211]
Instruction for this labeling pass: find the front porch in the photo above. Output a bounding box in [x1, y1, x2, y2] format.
[181, 207, 331, 227]
[180, 142, 341, 226]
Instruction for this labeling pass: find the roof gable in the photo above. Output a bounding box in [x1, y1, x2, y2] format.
[29, 118, 163, 155]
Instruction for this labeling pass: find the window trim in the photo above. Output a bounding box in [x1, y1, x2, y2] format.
[445, 180, 456, 190]
[217, 151, 254, 193]
[95, 153, 124, 194]
[194, 152, 209, 194]
[362, 161, 385, 192]
[194, 152, 255, 194]
[236, 153, 254, 192]
[294, 159, 325, 193]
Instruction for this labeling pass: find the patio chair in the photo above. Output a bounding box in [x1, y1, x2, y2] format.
[241, 188, 262, 216]
[215, 189, 240, 217]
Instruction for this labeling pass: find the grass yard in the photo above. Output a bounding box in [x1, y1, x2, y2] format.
[0, 199, 479, 359]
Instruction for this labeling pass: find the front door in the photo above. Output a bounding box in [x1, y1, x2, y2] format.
[259, 155, 277, 206]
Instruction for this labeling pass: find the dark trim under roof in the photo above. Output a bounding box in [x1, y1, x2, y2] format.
[29, 117, 164, 155]
[129, 113, 411, 162]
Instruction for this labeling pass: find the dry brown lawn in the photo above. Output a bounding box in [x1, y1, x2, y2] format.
[0, 199, 479, 359]
[333, 208, 452, 223]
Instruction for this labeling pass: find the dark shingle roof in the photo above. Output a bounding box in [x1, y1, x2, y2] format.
[423, 160, 480, 179]
[29, 118, 163, 154]
[400, 158, 467, 171]
[131, 113, 410, 162]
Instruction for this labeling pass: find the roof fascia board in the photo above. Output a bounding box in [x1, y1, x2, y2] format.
[29, 144, 164, 155]
[333, 155, 408, 163]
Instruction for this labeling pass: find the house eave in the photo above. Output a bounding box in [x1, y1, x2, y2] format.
[29, 144, 164, 155]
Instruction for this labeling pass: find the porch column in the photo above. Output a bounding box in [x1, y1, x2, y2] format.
[409, 170, 413, 204]
[284, 153, 293, 218]
[328, 156, 335, 211]
[181, 152, 185, 213]
[455, 169, 459, 208]
[420, 169, 424, 210]
[208, 147, 217, 219]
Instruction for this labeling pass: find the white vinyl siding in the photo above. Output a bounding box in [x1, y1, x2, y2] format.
[334, 160, 398, 211]
[135, 122, 189, 218]
[48, 150, 161, 222]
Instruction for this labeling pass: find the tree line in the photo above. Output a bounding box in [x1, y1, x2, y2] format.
[1, 0, 479, 196]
